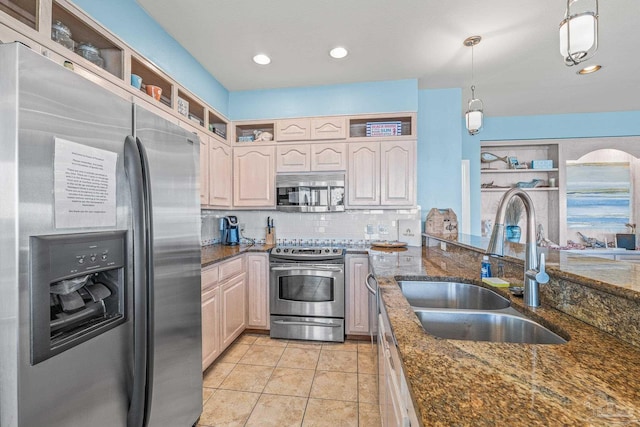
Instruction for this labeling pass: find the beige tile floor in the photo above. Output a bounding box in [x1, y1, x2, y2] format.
[199, 333, 382, 427]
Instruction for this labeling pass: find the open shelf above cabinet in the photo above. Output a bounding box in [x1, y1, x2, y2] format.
[1, 0, 37, 29]
[177, 89, 205, 128]
[349, 115, 413, 138]
[130, 56, 173, 108]
[208, 111, 228, 141]
[234, 122, 275, 143]
[52, 2, 123, 79]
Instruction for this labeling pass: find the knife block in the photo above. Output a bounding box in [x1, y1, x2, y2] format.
[266, 227, 276, 245]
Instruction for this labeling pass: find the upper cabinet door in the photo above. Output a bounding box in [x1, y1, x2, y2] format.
[209, 139, 233, 208]
[233, 146, 276, 207]
[310, 116, 347, 140]
[311, 143, 347, 171]
[200, 138, 209, 205]
[277, 119, 311, 141]
[348, 142, 380, 206]
[380, 140, 416, 206]
[277, 145, 311, 172]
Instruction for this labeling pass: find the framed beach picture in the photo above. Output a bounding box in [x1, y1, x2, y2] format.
[566, 161, 631, 229]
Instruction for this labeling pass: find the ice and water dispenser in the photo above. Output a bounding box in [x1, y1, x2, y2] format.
[30, 231, 127, 364]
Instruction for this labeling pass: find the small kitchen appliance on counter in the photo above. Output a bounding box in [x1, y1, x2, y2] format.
[220, 215, 240, 245]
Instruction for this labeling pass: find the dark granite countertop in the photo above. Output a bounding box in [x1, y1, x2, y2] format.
[371, 245, 640, 426]
[201, 243, 273, 267]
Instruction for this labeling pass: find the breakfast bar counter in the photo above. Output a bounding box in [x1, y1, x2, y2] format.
[371, 238, 640, 426]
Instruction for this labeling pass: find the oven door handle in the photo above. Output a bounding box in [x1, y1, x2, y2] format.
[272, 319, 342, 327]
[270, 265, 343, 272]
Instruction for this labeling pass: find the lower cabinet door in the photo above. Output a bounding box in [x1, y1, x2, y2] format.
[246, 253, 269, 329]
[221, 273, 247, 349]
[346, 255, 370, 335]
[202, 286, 221, 371]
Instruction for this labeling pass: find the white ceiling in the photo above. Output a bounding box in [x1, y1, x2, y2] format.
[136, 0, 640, 117]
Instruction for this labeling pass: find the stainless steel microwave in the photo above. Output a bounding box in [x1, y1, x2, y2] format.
[276, 173, 345, 212]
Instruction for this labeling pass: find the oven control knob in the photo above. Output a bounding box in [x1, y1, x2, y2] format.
[332, 249, 339, 253]
[275, 248, 281, 253]
[101, 253, 108, 261]
[90, 254, 97, 263]
[77, 256, 85, 264]
[324, 249, 330, 253]
[284, 248, 289, 253]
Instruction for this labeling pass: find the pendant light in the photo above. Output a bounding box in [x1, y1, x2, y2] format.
[464, 36, 483, 136]
[559, 0, 598, 66]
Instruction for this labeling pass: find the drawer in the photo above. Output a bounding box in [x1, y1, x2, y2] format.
[218, 255, 245, 282]
[202, 265, 219, 290]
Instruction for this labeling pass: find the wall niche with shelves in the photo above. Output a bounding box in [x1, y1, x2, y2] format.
[480, 142, 561, 245]
[52, 2, 123, 79]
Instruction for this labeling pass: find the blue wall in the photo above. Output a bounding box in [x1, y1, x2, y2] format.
[229, 79, 418, 120]
[68, 1, 640, 239]
[73, 0, 229, 116]
[418, 89, 463, 222]
[464, 111, 640, 235]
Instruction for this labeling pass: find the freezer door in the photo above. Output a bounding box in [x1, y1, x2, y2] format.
[134, 104, 203, 427]
[0, 44, 133, 427]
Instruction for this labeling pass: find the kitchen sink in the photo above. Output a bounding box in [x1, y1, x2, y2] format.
[397, 281, 511, 310]
[413, 310, 567, 344]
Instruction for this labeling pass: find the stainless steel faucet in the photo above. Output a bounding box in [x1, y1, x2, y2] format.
[486, 188, 549, 307]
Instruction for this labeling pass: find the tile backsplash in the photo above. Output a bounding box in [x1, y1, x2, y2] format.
[201, 208, 422, 246]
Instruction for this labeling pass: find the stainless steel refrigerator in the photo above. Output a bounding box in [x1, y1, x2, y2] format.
[0, 43, 202, 427]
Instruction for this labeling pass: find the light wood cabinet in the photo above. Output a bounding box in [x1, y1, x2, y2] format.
[233, 146, 276, 208]
[201, 264, 220, 371]
[246, 253, 269, 329]
[201, 285, 220, 371]
[201, 255, 247, 370]
[348, 140, 416, 208]
[199, 138, 209, 205]
[275, 117, 346, 142]
[348, 142, 380, 206]
[221, 272, 247, 348]
[311, 116, 347, 140]
[276, 145, 311, 172]
[277, 118, 310, 141]
[378, 303, 418, 427]
[277, 142, 347, 173]
[380, 140, 416, 206]
[311, 143, 347, 171]
[208, 138, 232, 208]
[346, 255, 370, 335]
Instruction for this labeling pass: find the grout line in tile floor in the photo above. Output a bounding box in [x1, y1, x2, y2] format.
[198, 333, 381, 427]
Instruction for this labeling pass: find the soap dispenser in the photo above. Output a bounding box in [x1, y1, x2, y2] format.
[481, 255, 492, 278]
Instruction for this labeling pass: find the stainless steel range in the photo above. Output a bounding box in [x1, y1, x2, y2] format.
[269, 246, 346, 342]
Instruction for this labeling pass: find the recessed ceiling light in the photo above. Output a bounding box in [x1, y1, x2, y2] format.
[329, 47, 348, 59]
[253, 54, 271, 65]
[578, 64, 601, 75]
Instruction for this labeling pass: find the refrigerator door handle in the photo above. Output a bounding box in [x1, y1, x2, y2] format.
[124, 135, 155, 427]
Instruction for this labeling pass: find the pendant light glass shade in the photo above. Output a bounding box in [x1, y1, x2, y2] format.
[559, 0, 598, 66]
[463, 35, 483, 136]
[465, 94, 483, 136]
